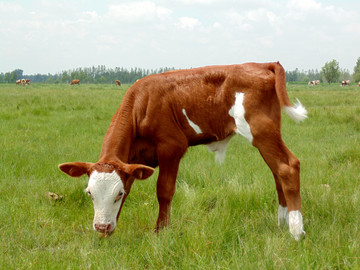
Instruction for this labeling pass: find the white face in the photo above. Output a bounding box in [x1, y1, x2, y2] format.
[86, 170, 125, 234]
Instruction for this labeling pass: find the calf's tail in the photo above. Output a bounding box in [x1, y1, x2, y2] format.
[270, 62, 308, 123]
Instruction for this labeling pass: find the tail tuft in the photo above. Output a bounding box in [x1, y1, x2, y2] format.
[283, 98, 307, 123]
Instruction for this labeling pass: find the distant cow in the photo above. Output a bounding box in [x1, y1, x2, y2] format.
[341, 80, 350, 86]
[70, 79, 80, 85]
[115, 80, 121, 87]
[308, 80, 320, 86]
[59, 62, 307, 241]
[16, 79, 29, 86]
[358, 82, 360, 87]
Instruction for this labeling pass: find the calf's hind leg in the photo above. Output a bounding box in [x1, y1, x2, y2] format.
[273, 173, 289, 228]
[253, 127, 305, 240]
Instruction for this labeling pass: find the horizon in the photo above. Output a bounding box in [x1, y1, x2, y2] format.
[0, 62, 355, 76]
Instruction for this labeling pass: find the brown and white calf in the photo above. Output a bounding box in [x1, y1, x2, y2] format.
[59, 62, 307, 240]
[115, 80, 121, 86]
[341, 80, 350, 86]
[70, 79, 80, 85]
[308, 80, 320, 86]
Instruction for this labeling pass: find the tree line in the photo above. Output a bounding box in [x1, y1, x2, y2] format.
[1, 58, 360, 84]
[286, 66, 351, 83]
[0, 66, 175, 84]
[284, 57, 360, 83]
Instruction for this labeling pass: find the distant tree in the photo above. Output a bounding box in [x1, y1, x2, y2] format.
[71, 71, 80, 81]
[61, 71, 70, 83]
[321, 60, 340, 83]
[14, 69, 23, 79]
[4, 72, 11, 83]
[286, 68, 321, 82]
[2, 69, 23, 82]
[286, 68, 300, 82]
[10, 70, 18, 82]
[339, 68, 351, 82]
[99, 76, 107, 84]
[46, 76, 53, 84]
[307, 69, 321, 82]
[353, 57, 360, 82]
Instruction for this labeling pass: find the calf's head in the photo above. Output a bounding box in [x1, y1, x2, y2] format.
[58, 161, 154, 235]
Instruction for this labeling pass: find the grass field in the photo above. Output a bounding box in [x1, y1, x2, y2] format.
[0, 82, 360, 269]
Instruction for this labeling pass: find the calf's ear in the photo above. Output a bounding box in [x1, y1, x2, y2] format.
[122, 164, 155, 180]
[58, 162, 94, 177]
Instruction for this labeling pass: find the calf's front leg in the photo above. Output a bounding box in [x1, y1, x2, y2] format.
[155, 157, 181, 231]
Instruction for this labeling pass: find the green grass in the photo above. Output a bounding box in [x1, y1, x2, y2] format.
[1, 83, 360, 269]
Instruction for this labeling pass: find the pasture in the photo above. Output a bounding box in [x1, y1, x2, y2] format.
[0, 82, 359, 269]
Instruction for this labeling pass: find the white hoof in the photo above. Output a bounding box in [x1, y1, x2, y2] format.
[289, 210, 305, 241]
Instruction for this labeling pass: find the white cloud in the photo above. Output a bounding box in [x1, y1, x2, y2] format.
[213, 21, 221, 29]
[78, 11, 101, 23]
[226, 11, 252, 31]
[346, 23, 360, 35]
[246, 10, 260, 22]
[177, 17, 200, 31]
[156, 6, 173, 20]
[177, 0, 216, 4]
[266, 11, 277, 25]
[258, 36, 273, 47]
[0, 2, 22, 14]
[105, 1, 171, 23]
[288, 0, 322, 12]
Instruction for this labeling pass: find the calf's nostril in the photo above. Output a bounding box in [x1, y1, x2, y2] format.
[95, 223, 111, 232]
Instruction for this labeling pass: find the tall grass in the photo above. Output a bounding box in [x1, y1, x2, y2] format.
[0, 83, 359, 269]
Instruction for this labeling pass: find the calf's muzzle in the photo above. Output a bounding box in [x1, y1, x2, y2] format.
[94, 223, 113, 234]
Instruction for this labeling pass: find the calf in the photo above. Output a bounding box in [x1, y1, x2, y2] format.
[115, 80, 121, 86]
[59, 62, 307, 240]
[341, 80, 350, 86]
[308, 80, 320, 86]
[70, 79, 80, 85]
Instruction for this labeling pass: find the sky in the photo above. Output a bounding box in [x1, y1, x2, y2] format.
[1, 0, 359, 75]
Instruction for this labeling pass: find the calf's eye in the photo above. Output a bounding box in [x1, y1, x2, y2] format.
[86, 191, 94, 200]
[114, 191, 124, 203]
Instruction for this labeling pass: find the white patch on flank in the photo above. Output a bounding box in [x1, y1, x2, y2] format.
[289, 210, 306, 241]
[228, 92, 253, 143]
[87, 170, 125, 233]
[284, 98, 308, 123]
[278, 205, 289, 228]
[182, 108, 202, 134]
[207, 134, 234, 163]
